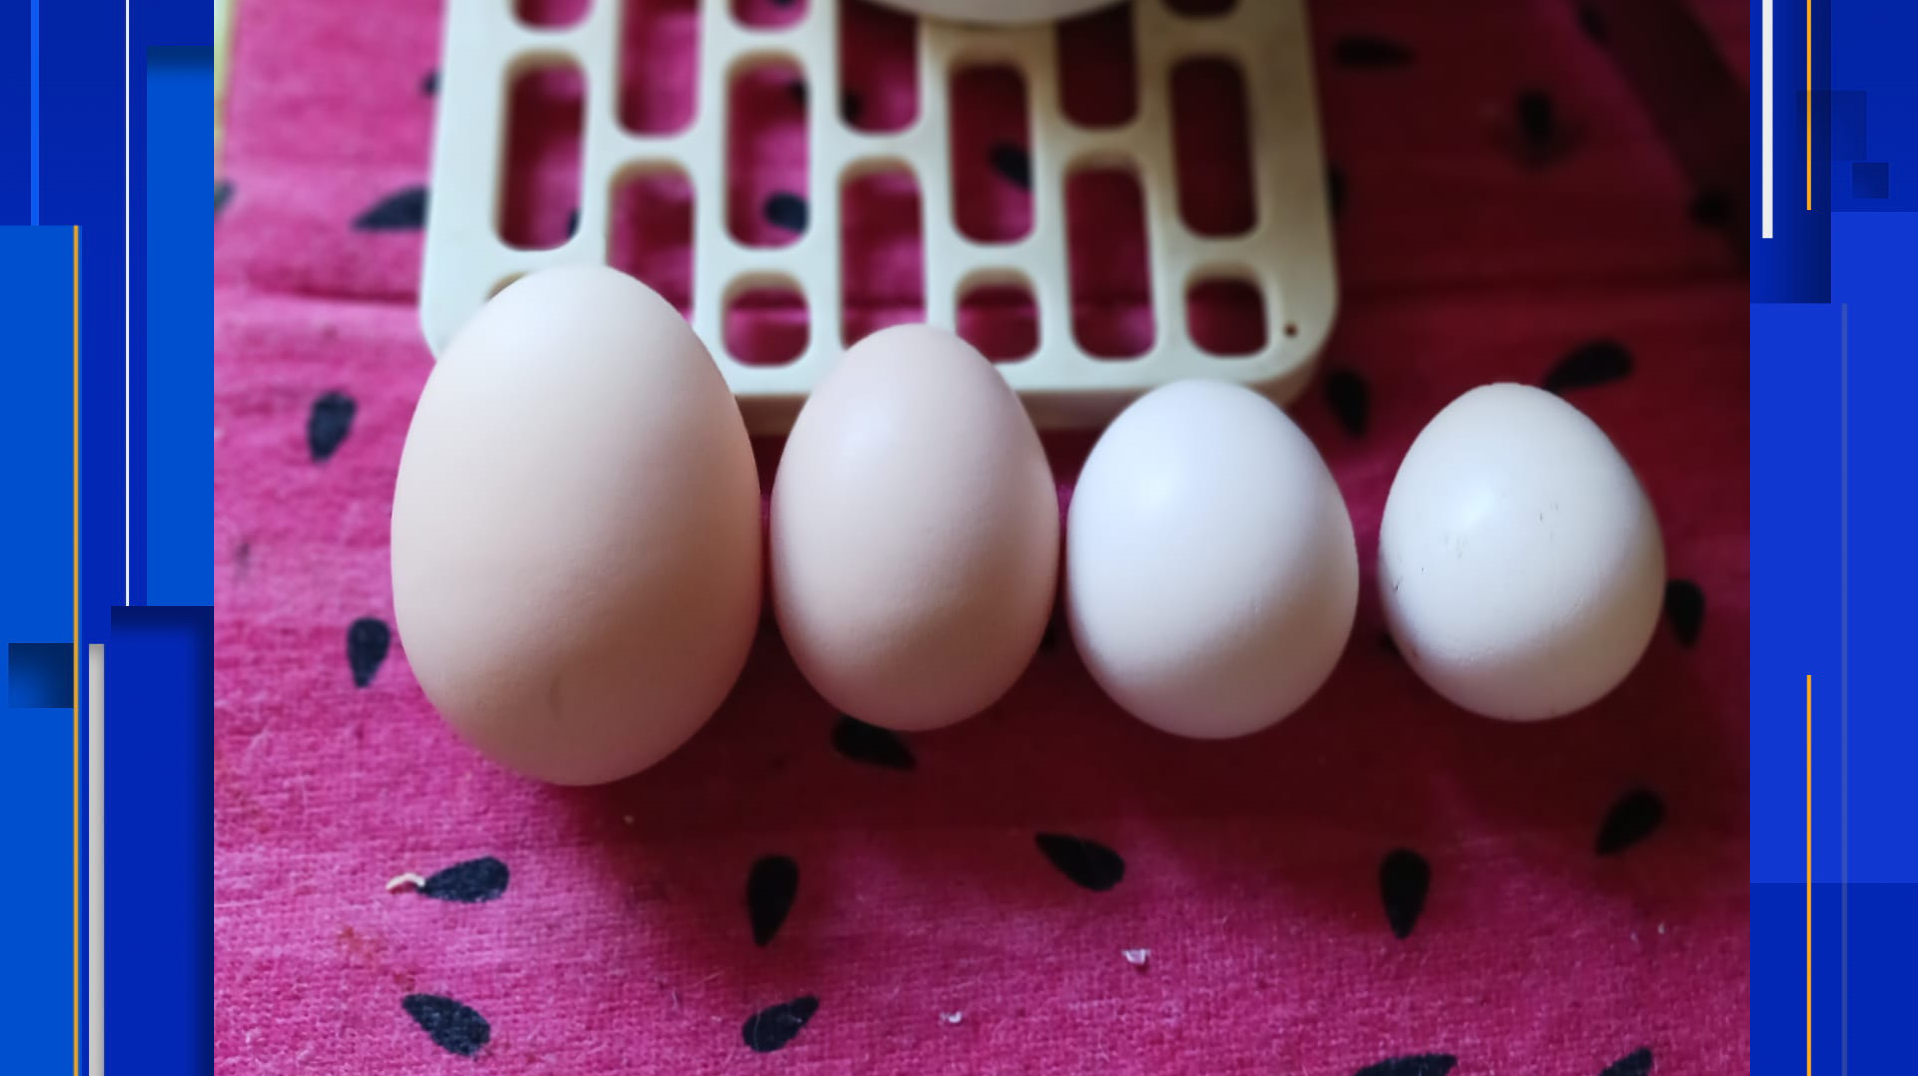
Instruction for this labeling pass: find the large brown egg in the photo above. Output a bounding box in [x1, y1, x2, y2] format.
[391, 266, 762, 785]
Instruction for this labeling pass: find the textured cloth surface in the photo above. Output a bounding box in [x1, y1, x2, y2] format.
[213, 1, 1750, 1072]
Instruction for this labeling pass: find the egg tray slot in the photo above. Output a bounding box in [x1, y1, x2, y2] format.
[421, 0, 1336, 433]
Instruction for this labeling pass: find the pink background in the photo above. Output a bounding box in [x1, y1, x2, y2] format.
[214, 0, 1749, 1072]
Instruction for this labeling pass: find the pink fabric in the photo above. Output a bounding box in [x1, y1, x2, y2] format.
[214, 1, 1749, 1073]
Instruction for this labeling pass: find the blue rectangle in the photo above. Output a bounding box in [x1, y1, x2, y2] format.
[1753, 0, 1832, 301]
[107, 606, 211, 1074]
[8, 641, 72, 708]
[1750, 303, 1839, 887]
[0, 680, 72, 1070]
[141, 0, 212, 47]
[1829, 0, 1918, 211]
[1849, 162, 1888, 199]
[1827, 90, 1866, 160]
[1756, 883, 1918, 1075]
[1840, 884, 1918, 1070]
[1759, 0, 1918, 1058]
[0, 0, 26, 224]
[0, 227, 76, 648]
[143, 49, 211, 608]
[1831, 212, 1918, 886]
[42, 0, 129, 643]
[1754, 883, 1846, 1076]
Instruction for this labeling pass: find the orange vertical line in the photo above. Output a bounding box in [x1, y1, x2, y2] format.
[70, 225, 81, 1076]
[1806, 0, 1813, 210]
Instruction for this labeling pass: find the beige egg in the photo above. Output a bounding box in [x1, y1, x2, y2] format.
[770, 324, 1058, 730]
[391, 266, 762, 785]
[1379, 383, 1664, 720]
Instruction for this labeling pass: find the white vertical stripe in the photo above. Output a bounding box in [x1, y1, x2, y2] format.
[1761, 0, 1775, 238]
[88, 644, 104, 1076]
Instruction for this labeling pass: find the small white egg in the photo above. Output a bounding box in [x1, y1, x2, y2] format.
[1378, 383, 1664, 721]
[1066, 380, 1358, 739]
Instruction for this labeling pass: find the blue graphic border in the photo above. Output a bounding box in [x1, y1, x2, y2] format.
[33, 0, 211, 1071]
[1753, 0, 1918, 1072]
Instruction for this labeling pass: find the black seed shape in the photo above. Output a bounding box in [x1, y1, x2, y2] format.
[831, 716, 916, 771]
[354, 186, 429, 230]
[401, 994, 491, 1057]
[420, 857, 510, 903]
[1516, 89, 1557, 145]
[1333, 35, 1415, 69]
[1664, 579, 1704, 646]
[1543, 338, 1632, 393]
[566, 207, 580, 237]
[1035, 833, 1125, 892]
[841, 91, 865, 124]
[1600, 1047, 1653, 1076]
[1379, 632, 1401, 657]
[1378, 848, 1430, 939]
[1325, 370, 1369, 437]
[1328, 164, 1346, 218]
[747, 855, 800, 946]
[764, 191, 809, 232]
[348, 618, 391, 688]
[421, 69, 439, 95]
[742, 996, 818, 1052]
[1595, 789, 1665, 855]
[1577, 4, 1608, 43]
[1689, 188, 1732, 228]
[988, 142, 1032, 190]
[787, 80, 808, 106]
[307, 391, 356, 461]
[1356, 1055, 1457, 1076]
[215, 179, 234, 217]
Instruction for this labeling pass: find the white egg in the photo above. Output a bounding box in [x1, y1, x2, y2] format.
[1066, 380, 1358, 738]
[1378, 383, 1664, 721]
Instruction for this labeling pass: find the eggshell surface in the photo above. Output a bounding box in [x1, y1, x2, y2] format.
[1066, 380, 1358, 739]
[391, 266, 762, 785]
[1378, 383, 1664, 721]
[770, 325, 1058, 731]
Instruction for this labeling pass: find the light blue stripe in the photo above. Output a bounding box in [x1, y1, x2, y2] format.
[28, 0, 38, 224]
[143, 50, 212, 606]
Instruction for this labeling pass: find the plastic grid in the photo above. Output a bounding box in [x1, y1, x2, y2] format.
[420, 0, 1335, 433]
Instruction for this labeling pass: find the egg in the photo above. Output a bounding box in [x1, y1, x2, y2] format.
[1066, 380, 1358, 739]
[770, 324, 1057, 730]
[391, 265, 762, 785]
[1378, 383, 1664, 721]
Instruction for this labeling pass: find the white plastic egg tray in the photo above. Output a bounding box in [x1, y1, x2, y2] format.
[420, 0, 1335, 433]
